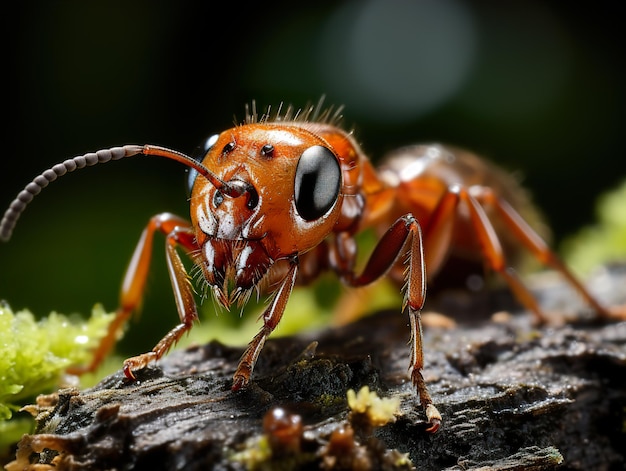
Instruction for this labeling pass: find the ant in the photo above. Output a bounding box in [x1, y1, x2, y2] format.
[2, 100, 622, 433]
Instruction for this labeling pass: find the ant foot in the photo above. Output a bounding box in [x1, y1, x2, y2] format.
[231, 374, 250, 392]
[606, 304, 626, 321]
[424, 404, 442, 433]
[123, 352, 157, 380]
[232, 362, 252, 391]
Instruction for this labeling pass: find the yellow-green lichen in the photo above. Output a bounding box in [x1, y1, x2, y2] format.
[347, 385, 401, 427]
[0, 304, 114, 457]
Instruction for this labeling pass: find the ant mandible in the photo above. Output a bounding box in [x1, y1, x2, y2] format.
[2, 100, 622, 433]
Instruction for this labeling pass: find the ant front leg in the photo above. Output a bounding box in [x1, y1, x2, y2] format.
[338, 215, 442, 433]
[232, 258, 299, 390]
[68, 212, 198, 377]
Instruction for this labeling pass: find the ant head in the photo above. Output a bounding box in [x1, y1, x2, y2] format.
[187, 123, 344, 256]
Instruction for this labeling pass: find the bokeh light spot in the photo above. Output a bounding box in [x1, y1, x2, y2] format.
[318, 0, 477, 122]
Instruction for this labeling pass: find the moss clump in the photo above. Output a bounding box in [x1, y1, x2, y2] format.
[0, 304, 114, 456]
[562, 179, 626, 275]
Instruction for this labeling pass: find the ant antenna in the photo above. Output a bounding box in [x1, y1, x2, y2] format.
[0, 144, 245, 242]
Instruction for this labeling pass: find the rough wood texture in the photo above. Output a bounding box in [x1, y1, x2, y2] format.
[7, 264, 626, 470]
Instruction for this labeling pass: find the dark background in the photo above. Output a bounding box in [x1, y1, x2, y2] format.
[2, 1, 624, 354]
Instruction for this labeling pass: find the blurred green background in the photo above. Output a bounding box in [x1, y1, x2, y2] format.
[2, 1, 625, 356]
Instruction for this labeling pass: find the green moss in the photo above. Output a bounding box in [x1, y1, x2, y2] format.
[562, 179, 626, 275]
[0, 304, 114, 455]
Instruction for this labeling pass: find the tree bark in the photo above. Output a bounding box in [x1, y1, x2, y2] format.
[7, 264, 626, 470]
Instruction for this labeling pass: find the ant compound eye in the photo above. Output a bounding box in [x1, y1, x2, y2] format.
[199, 134, 220, 156]
[294, 145, 341, 221]
[187, 134, 219, 195]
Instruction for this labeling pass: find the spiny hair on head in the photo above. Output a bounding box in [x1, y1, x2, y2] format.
[242, 96, 344, 127]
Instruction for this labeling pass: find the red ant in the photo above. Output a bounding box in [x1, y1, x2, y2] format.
[2, 101, 622, 433]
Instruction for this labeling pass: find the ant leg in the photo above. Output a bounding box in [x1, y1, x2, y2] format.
[332, 190, 461, 326]
[420, 189, 460, 275]
[232, 259, 299, 391]
[341, 215, 441, 433]
[474, 187, 621, 321]
[456, 188, 551, 323]
[123, 224, 199, 379]
[67, 213, 196, 376]
[417, 185, 564, 323]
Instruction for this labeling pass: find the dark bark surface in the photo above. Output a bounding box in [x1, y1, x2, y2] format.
[7, 264, 626, 471]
